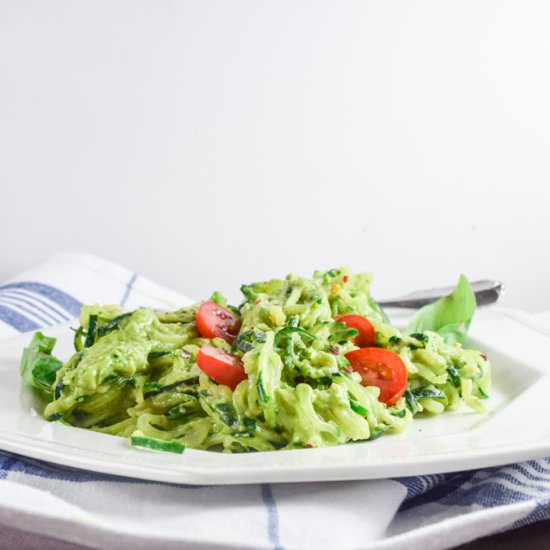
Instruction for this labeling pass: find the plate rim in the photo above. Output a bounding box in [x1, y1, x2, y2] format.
[1, 306, 549, 485]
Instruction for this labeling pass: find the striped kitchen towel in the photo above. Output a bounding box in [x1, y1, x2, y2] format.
[0, 253, 549, 550]
[0, 253, 187, 339]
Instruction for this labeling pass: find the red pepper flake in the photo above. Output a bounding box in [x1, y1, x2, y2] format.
[344, 365, 353, 372]
[329, 346, 340, 355]
[343, 275, 349, 283]
[481, 353, 488, 360]
[304, 443, 313, 449]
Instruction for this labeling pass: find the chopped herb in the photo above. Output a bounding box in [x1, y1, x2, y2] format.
[447, 366, 461, 388]
[287, 315, 299, 328]
[476, 363, 485, 379]
[349, 398, 368, 416]
[96, 313, 132, 337]
[388, 335, 402, 345]
[147, 351, 171, 360]
[274, 326, 315, 346]
[328, 324, 358, 345]
[240, 284, 255, 301]
[54, 382, 64, 399]
[143, 382, 163, 395]
[71, 410, 89, 422]
[477, 385, 489, 399]
[84, 315, 98, 347]
[405, 389, 421, 414]
[256, 372, 269, 403]
[242, 417, 257, 432]
[412, 388, 446, 400]
[370, 425, 389, 440]
[210, 290, 227, 307]
[337, 355, 351, 369]
[72, 326, 85, 352]
[410, 332, 428, 343]
[215, 402, 234, 413]
[167, 397, 199, 419]
[317, 376, 333, 388]
[231, 330, 266, 353]
[216, 403, 238, 427]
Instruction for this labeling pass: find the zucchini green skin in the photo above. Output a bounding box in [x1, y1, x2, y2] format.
[131, 435, 185, 454]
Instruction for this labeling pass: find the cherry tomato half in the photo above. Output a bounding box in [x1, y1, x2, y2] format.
[196, 345, 247, 390]
[196, 301, 241, 343]
[335, 314, 377, 347]
[345, 347, 407, 406]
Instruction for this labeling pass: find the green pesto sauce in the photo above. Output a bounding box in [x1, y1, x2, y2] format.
[31, 266, 491, 453]
[44, 309, 160, 419]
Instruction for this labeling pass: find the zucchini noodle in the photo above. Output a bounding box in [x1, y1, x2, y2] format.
[40, 268, 491, 452]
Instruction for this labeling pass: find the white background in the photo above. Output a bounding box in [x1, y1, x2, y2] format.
[1, 1, 549, 310]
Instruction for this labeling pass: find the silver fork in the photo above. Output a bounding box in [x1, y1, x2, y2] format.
[378, 280, 504, 309]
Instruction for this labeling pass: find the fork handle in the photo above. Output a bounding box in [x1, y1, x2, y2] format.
[378, 279, 504, 309]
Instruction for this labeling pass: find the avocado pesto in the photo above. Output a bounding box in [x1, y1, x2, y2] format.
[20, 268, 491, 453]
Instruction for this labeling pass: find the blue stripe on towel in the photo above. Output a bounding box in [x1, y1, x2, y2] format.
[0, 297, 55, 327]
[0, 289, 70, 322]
[0, 450, 210, 489]
[120, 273, 138, 307]
[398, 458, 550, 516]
[0, 282, 82, 316]
[0, 305, 40, 332]
[0, 455, 18, 479]
[261, 484, 283, 550]
[0, 294, 62, 324]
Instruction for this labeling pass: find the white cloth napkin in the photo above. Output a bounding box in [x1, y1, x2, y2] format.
[0, 253, 548, 550]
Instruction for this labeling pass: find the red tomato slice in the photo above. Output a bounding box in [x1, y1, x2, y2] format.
[335, 314, 377, 347]
[345, 347, 407, 406]
[196, 345, 247, 389]
[196, 301, 241, 343]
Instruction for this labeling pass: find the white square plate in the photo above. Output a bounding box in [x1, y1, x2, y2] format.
[0, 308, 549, 485]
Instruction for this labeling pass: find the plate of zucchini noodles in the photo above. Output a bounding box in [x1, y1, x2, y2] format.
[1, 267, 550, 485]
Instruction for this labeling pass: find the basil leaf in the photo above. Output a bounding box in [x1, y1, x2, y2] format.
[406, 275, 476, 344]
[20, 332, 63, 400]
[32, 356, 63, 390]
